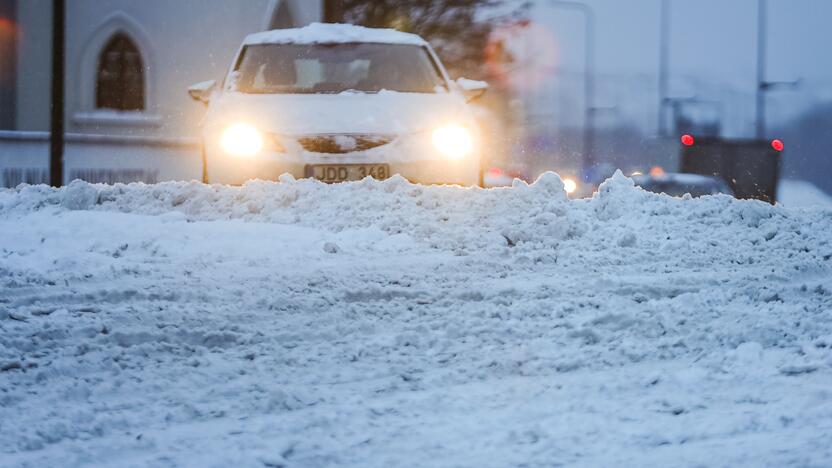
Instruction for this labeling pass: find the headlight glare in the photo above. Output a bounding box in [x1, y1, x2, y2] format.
[432, 125, 473, 159]
[220, 123, 264, 157]
[563, 178, 578, 194]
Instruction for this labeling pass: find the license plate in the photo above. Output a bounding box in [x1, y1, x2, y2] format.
[306, 164, 390, 183]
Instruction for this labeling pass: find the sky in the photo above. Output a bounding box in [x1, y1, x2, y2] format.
[522, 0, 832, 136]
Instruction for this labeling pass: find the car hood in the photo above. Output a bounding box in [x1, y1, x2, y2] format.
[206, 91, 471, 135]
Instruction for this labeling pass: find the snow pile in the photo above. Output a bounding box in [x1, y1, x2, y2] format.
[244, 23, 427, 46]
[2, 172, 832, 467]
[3, 172, 831, 263]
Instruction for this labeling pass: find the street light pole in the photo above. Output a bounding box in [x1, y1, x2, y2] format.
[49, 0, 65, 187]
[547, 1, 596, 178]
[658, 0, 670, 137]
[755, 0, 767, 139]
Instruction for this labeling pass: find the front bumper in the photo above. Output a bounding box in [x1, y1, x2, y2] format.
[203, 135, 481, 186]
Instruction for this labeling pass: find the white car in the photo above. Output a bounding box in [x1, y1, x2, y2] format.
[188, 23, 488, 186]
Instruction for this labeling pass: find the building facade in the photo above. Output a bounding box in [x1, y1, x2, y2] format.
[0, 0, 322, 186]
[1, 0, 321, 136]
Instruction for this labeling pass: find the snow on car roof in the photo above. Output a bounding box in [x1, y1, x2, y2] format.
[244, 23, 428, 46]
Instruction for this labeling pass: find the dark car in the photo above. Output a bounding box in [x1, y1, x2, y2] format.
[632, 173, 734, 198]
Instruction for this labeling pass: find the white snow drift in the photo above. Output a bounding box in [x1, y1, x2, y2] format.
[1, 172, 831, 467]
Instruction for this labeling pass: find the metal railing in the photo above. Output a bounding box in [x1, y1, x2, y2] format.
[0, 130, 199, 149]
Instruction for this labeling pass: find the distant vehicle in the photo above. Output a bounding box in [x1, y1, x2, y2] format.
[679, 135, 782, 203]
[482, 167, 517, 188]
[483, 167, 579, 196]
[188, 23, 488, 186]
[482, 167, 531, 187]
[632, 172, 734, 198]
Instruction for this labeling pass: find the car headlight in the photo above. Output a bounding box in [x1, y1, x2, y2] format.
[431, 124, 473, 159]
[220, 123, 264, 157]
[563, 178, 578, 194]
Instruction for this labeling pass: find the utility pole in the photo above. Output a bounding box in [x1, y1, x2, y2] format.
[50, 0, 65, 187]
[755, 0, 767, 139]
[755, 0, 799, 140]
[547, 1, 595, 178]
[581, 6, 596, 176]
[658, 0, 670, 137]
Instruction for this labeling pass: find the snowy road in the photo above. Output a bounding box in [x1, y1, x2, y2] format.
[2, 173, 832, 467]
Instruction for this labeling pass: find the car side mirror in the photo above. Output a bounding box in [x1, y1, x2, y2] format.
[456, 78, 488, 102]
[188, 80, 216, 104]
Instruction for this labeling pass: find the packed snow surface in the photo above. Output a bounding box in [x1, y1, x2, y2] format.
[2, 172, 832, 467]
[244, 23, 427, 46]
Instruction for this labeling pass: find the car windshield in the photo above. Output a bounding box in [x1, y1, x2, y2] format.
[233, 43, 447, 94]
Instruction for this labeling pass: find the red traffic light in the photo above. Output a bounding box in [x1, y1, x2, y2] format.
[771, 139, 784, 152]
[681, 134, 695, 146]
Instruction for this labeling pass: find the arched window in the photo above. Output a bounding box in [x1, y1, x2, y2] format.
[96, 33, 144, 111]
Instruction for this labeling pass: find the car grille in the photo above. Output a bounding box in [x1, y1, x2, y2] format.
[296, 134, 394, 154]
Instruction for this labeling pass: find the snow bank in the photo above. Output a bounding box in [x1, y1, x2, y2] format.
[2, 172, 832, 467]
[244, 23, 427, 46]
[3, 171, 830, 263]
